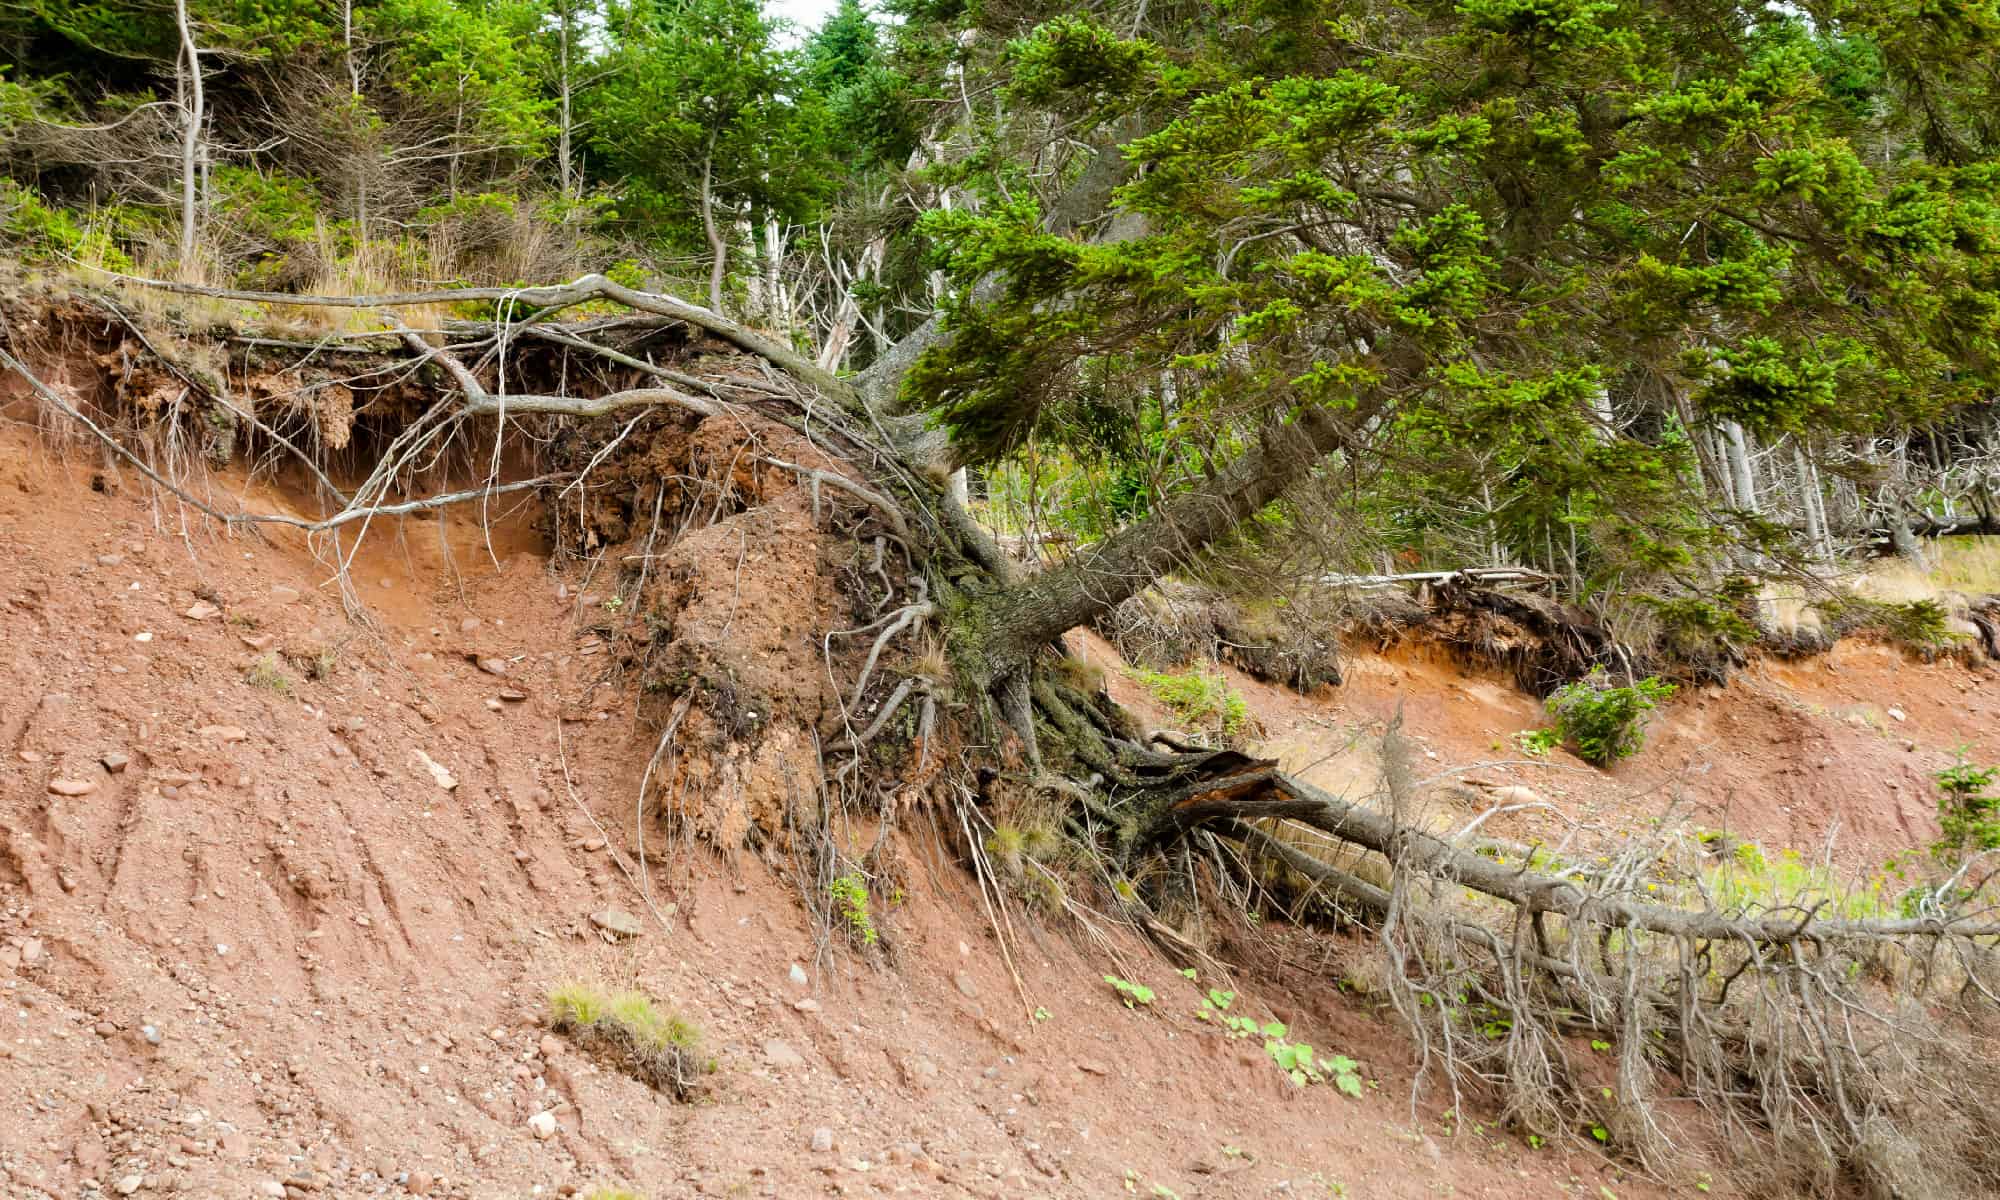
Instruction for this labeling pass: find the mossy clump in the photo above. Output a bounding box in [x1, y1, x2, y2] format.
[548, 982, 711, 1100]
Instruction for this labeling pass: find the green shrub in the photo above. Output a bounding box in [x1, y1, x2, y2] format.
[1541, 669, 1675, 765]
[1817, 593, 1964, 657]
[1933, 757, 2000, 861]
[828, 872, 878, 946]
[213, 165, 322, 247]
[0, 179, 134, 270]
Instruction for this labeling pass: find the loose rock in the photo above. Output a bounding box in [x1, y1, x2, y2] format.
[810, 1127, 834, 1153]
[589, 908, 643, 939]
[184, 602, 221, 621]
[199, 725, 249, 742]
[475, 657, 509, 677]
[101, 751, 130, 773]
[527, 1111, 558, 1140]
[412, 748, 458, 791]
[763, 1039, 807, 1070]
[48, 778, 97, 796]
[954, 971, 979, 999]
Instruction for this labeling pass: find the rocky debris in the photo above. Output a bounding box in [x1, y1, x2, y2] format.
[498, 689, 528, 702]
[788, 963, 809, 987]
[241, 633, 276, 651]
[96, 553, 124, 567]
[459, 617, 482, 633]
[588, 908, 643, 939]
[113, 1176, 143, 1196]
[810, 1127, 835, 1153]
[475, 656, 509, 677]
[763, 1039, 806, 1070]
[412, 748, 458, 791]
[48, 778, 97, 796]
[794, 998, 821, 1013]
[101, 751, 130, 773]
[184, 601, 221, 621]
[133, 631, 153, 643]
[1076, 1061, 1109, 1076]
[199, 725, 249, 742]
[257, 1181, 286, 1198]
[954, 971, 979, 999]
[579, 837, 606, 852]
[269, 585, 301, 604]
[539, 1034, 562, 1060]
[527, 1111, 558, 1140]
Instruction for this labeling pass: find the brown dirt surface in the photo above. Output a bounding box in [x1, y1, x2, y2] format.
[1, 392, 1666, 1200]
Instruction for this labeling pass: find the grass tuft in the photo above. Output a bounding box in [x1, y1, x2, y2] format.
[548, 982, 710, 1100]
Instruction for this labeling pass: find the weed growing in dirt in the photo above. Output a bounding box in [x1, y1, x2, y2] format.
[827, 872, 878, 946]
[1514, 727, 1559, 757]
[547, 982, 710, 1100]
[1105, 975, 1155, 1007]
[582, 1190, 644, 1200]
[1194, 989, 1362, 1093]
[244, 654, 293, 695]
[1699, 839, 1894, 922]
[1540, 670, 1675, 765]
[1134, 668, 1249, 742]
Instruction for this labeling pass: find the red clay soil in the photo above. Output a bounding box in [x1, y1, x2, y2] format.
[1071, 622, 1997, 875]
[11, 377, 1991, 1198]
[0, 405, 1667, 1200]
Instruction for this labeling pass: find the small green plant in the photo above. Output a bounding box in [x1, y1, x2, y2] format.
[1514, 727, 1560, 757]
[582, 1189, 645, 1200]
[1933, 756, 2000, 860]
[1260, 1020, 1363, 1095]
[548, 982, 710, 1099]
[1104, 975, 1155, 1007]
[828, 872, 878, 946]
[1541, 669, 1676, 765]
[1134, 668, 1251, 741]
[603, 594, 624, 612]
[244, 654, 293, 695]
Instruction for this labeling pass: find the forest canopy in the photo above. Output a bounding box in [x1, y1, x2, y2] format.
[2, 0, 1997, 634]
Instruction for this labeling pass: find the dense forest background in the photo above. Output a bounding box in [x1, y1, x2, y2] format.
[4, 0, 1999, 652]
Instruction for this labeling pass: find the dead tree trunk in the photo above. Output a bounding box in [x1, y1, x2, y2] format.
[174, 0, 204, 273]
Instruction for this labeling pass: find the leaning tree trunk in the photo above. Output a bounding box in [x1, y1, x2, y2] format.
[952, 404, 1364, 686]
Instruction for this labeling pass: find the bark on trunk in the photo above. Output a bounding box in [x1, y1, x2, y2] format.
[700, 142, 726, 316]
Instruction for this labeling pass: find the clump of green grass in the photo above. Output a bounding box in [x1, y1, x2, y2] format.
[582, 1189, 645, 1200]
[1134, 668, 1251, 741]
[244, 654, 293, 695]
[548, 982, 711, 1099]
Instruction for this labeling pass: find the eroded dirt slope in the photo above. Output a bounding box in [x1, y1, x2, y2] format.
[0, 409, 1665, 1200]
